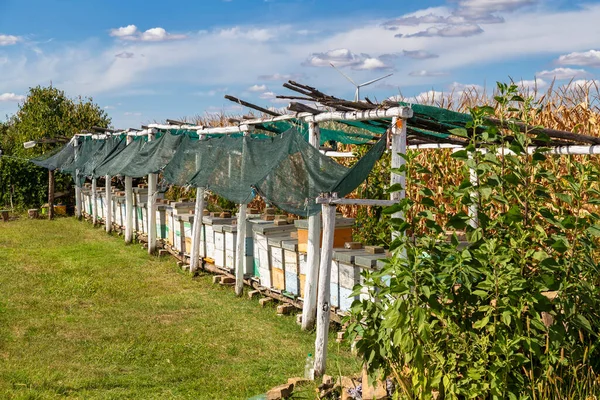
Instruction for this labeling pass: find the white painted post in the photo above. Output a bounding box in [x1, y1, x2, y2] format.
[74, 137, 82, 219]
[235, 132, 250, 296]
[105, 175, 112, 233]
[301, 121, 322, 331]
[147, 132, 157, 254]
[190, 134, 206, 274]
[190, 188, 205, 274]
[390, 116, 407, 240]
[468, 154, 479, 228]
[313, 194, 337, 378]
[91, 178, 98, 225]
[235, 204, 247, 296]
[125, 135, 134, 244]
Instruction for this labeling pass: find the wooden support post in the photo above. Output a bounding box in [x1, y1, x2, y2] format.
[189, 188, 205, 273]
[91, 178, 98, 225]
[313, 194, 337, 378]
[105, 175, 112, 232]
[124, 136, 134, 244]
[74, 138, 82, 219]
[390, 116, 407, 240]
[147, 132, 157, 254]
[301, 121, 321, 331]
[235, 203, 247, 296]
[48, 169, 55, 220]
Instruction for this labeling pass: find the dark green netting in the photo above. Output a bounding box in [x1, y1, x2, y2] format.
[155, 128, 272, 140]
[255, 130, 386, 216]
[61, 136, 126, 186]
[30, 141, 76, 171]
[94, 132, 184, 178]
[257, 120, 376, 144]
[163, 128, 386, 216]
[402, 103, 473, 126]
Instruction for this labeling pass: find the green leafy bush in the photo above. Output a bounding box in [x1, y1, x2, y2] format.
[346, 83, 600, 399]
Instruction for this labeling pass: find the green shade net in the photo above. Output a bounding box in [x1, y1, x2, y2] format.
[257, 120, 377, 144]
[94, 132, 184, 178]
[61, 136, 126, 186]
[163, 128, 386, 216]
[30, 141, 76, 171]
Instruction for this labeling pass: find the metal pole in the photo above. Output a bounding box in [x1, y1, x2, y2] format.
[313, 194, 336, 377]
[301, 121, 321, 330]
[147, 132, 157, 253]
[125, 136, 134, 244]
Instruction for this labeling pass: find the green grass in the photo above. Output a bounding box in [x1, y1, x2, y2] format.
[0, 217, 359, 399]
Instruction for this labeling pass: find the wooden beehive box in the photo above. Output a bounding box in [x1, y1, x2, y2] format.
[294, 218, 355, 253]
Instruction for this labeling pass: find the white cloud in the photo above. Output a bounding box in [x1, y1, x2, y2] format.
[103, 105, 115, 109]
[140, 27, 186, 42]
[557, 50, 600, 67]
[217, 27, 279, 42]
[403, 23, 484, 37]
[0, 93, 24, 102]
[536, 67, 589, 80]
[409, 70, 449, 77]
[248, 84, 267, 92]
[115, 52, 134, 59]
[124, 111, 142, 116]
[562, 79, 600, 91]
[516, 78, 547, 91]
[110, 25, 186, 42]
[355, 58, 389, 70]
[403, 50, 439, 59]
[257, 73, 305, 81]
[0, 35, 21, 46]
[110, 25, 138, 38]
[304, 48, 390, 70]
[458, 0, 537, 14]
[258, 91, 288, 104]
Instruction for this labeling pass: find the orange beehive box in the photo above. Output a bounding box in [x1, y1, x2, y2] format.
[294, 218, 355, 253]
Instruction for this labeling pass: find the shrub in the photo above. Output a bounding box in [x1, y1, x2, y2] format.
[346, 83, 600, 399]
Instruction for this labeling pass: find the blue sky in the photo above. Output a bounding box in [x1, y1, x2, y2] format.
[1, 0, 599, 129]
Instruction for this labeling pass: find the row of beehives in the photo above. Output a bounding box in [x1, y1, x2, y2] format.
[80, 185, 386, 313]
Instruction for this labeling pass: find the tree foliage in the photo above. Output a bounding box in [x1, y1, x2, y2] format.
[0, 85, 111, 210]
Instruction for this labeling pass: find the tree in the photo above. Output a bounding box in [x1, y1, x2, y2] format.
[5, 85, 111, 217]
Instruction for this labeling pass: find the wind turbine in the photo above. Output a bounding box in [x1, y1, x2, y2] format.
[330, 62, 393, 102]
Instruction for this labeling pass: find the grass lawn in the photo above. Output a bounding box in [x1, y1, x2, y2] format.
[0, 217, 359, 399]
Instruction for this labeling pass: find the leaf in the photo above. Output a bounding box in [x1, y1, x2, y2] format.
[473, 316, 490, 329]
[449, 127, 468, 138]
[451, 150, 469, 161]
[501, 311, 512, 326]
[587, 225, 600, 237]
[556, 193, 573, 205]
[472, 290, 488, 298]
[386, 183, 404, 194]
[575, 314, 593, 334]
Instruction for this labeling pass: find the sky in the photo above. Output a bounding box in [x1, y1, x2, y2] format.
[0, 0, 599, 129]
